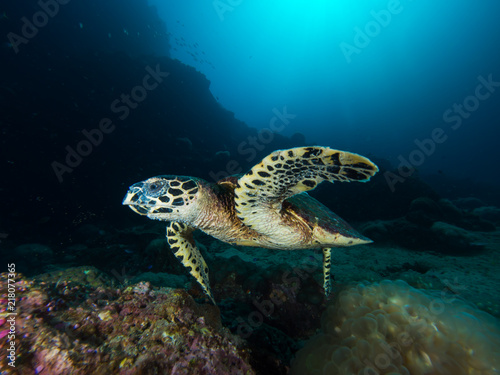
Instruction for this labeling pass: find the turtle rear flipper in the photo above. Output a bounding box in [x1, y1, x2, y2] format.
[322, 247, 332, 296]
[166, 221, 215, 304]
[234, 146, 378, 238]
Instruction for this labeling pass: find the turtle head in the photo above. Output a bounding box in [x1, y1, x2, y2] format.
[122, 175, 201, 223]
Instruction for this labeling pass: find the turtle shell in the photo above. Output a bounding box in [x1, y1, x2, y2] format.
[283, 192, 370, 242]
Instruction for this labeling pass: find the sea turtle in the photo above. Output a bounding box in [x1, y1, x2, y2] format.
[122, 146, 378, 304]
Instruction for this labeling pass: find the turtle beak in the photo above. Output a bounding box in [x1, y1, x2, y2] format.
[122, 183, 143, 205]
[123, 183, 149, 215]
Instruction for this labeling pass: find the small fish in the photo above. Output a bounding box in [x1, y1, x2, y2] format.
[124, 249, 134, 254]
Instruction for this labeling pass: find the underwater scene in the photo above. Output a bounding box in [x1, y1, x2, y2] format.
[1, 0, 500, 374]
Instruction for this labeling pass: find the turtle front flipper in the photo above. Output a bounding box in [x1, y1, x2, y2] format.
[234, 146, 378, 237]
[166, 221, 215, 304]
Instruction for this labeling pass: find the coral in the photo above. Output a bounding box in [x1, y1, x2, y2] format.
[430, 221, 480, 253]
[291, 280, 500, 375]
[473, 206, 500, 224]
[437, 199, 463, 222]
[0, 269, 254, 375]
[453, 197, 485, 210]
[407, 197, 443, 226]
[359, 221, 390, 243]
[360, 213, 493, 253]
[361, 218, 434, 250]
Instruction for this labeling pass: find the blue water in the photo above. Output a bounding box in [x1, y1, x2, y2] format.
[150, 0, 500, 184]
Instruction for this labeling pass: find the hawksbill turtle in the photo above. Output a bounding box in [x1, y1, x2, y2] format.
[122, 146, 378, 304]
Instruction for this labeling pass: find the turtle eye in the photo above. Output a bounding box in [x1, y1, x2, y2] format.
[146, 180, 165, 196]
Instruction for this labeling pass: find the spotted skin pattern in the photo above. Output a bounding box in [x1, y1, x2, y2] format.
[166, 221, 214, 304]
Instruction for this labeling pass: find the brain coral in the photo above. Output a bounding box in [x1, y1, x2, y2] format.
[291, 280, 500, 375]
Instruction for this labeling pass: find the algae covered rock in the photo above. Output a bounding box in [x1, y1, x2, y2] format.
[0, 269, 254, 375]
